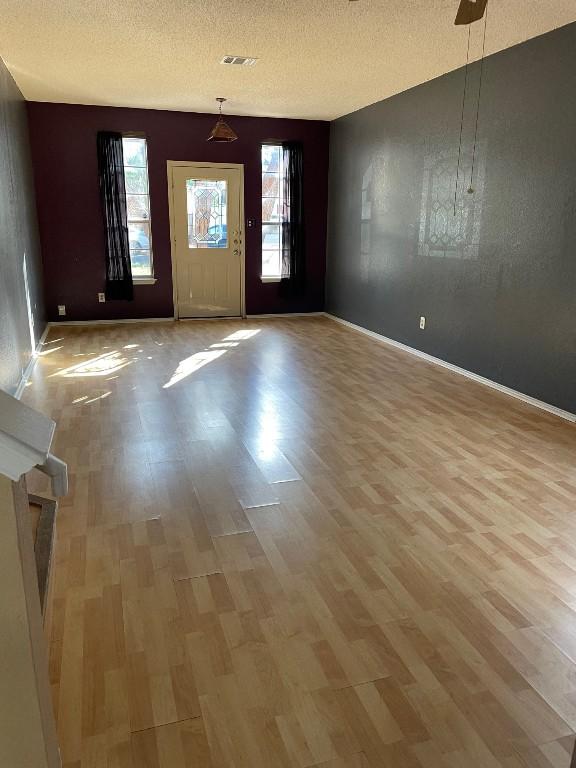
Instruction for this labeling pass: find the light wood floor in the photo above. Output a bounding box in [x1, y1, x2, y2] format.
[24, 317, 576, 768]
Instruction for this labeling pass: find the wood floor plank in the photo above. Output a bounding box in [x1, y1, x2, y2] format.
[23, 317, 576, 767]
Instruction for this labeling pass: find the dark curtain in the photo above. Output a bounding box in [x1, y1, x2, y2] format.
[97, 131, 133, 300]
[280, 141, 305, 294]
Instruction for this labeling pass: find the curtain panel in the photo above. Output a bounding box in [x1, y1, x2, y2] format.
[280, 141, 305, 294]
[97, 131, 133, 301]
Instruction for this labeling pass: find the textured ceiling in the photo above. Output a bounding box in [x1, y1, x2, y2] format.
[0, 1, 575, 120]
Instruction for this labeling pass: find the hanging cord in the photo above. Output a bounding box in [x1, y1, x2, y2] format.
[454, 25, 472, 216]
[469, 1, 489, 192]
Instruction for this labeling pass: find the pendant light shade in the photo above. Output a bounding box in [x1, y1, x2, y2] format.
[454, 0, 488, 25]
[207, 98, 238, 142]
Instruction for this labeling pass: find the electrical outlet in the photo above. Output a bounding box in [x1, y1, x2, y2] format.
[419, 316, 426, 330]
[58, 304, 66, 316]
[98, 293, 106, 303]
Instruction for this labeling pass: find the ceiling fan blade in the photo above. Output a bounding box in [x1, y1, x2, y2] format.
[454, 0, 488, 25]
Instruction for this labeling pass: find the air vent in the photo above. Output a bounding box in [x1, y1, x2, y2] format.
[221, 55, 258, 67]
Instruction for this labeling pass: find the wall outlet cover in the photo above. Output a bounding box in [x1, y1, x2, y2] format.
[58, 305, 66, 316]
[98, 293, 106, 302]
[420, 316, 426, 329]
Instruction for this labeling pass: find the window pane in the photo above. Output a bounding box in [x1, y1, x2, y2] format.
[262, 250, 281, 278]
[128, 222, 150, 250]
[261, 144, 283, 277]
[122, 137, 153, 277]
[127, 194, 150, 220]
[262, 173, 279, 198]
[124, 166, 148, 194]
[130, 249, 151, 276]
[262, 145, 280, 174]
[262, 198, 280, 223]
[262, 224, 280, 249]
[122, 138, 147, 167]
[186, 178, 228, 249]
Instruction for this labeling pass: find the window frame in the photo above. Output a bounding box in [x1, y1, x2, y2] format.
[122, 133, 156, 284]
[260, 142, 285, 282]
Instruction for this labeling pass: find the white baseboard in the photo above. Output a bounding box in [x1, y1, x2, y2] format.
[246, 312, 325, 319]
[15, 323, 50, 400]
[325, 313, 576, 424]
[177, 316, 242, 322]
[50, 314, 323, 326]
[48, 317, 175, 327]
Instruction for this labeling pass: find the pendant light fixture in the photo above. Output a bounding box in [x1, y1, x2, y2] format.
[453, 0, 489, 213]
[206, 97, 238, 143]
[455, 0, 488, 25]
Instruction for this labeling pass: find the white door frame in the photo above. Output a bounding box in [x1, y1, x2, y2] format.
[167, 160, 246, 320]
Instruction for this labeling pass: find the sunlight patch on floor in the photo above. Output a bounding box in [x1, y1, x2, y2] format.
[163, 328, 261, 388]
[223, 330, 260, 342]
[51, 351, 132, 378]
[163, 349, 226, 388]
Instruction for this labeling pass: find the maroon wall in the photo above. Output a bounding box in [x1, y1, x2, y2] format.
[26, 102, 329, 321]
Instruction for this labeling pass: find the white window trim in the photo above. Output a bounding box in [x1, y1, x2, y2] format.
[261, 143, 284, 280]
[123, 135, 155, 281]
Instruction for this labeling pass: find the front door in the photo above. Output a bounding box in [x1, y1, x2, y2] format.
[169, 163, 244, 318]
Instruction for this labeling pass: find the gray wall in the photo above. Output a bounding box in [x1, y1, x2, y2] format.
[0, 56, 44, 394]
[327, 23, 576, 413]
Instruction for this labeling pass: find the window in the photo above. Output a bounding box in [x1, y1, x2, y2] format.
[122, 137, 153, 278]
[261, 144, 285, 279]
